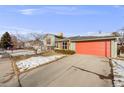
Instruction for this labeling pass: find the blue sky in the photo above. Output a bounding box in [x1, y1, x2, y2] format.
[0, 5, 124, 36]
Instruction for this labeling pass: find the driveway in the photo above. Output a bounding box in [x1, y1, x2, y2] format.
[19, 54, 113, 87]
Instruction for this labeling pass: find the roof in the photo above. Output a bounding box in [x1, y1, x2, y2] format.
[43, 34, 64, 39]
[56, 36, 118, 42]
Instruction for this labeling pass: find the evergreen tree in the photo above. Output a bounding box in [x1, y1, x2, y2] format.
[0, 32, 13, 49]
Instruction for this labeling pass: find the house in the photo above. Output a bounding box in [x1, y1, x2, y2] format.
[55, 36, 118, 58]
[43, 33, 63, 50]
[24, 33, 64, 51]
[24, 40, 34, 48]
[16, 40, 24, 49]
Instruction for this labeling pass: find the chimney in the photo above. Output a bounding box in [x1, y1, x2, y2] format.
[58, 32, 63, 37]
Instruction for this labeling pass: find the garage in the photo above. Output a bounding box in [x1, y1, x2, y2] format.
[75, 40, 111, 57]
[56, 36, 118, 58]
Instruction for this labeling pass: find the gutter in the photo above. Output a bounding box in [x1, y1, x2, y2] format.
[56, 37, 118, 42]
[71, 37, 118, 42]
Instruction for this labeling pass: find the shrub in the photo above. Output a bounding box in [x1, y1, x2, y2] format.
[120, 46, 124, 53]
[54, 49, 75, 55]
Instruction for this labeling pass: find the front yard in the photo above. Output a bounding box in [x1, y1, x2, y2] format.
[0, 48, 67, 87]
[16, 55, 65, 72]
[1, 49, 124, 87]
[5, 49, 66, 73]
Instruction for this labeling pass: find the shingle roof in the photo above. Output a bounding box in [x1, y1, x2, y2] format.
[57, 36, 118, 42]
[43, 34, 64, 39]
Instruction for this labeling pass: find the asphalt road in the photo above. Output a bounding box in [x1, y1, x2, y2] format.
[19, 54, 113, 87]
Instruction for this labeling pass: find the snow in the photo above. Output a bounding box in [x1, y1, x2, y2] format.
[112, 59, 124, 87]
[16, 55, 65, 72]
[6, 50, 35, 56]
[0, 55, 2, 58]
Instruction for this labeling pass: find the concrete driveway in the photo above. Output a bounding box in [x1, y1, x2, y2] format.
[19, 54, 113, 87]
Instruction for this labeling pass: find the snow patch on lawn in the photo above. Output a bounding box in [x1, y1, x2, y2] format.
[16, 55, 65, 72]
[112, 59, 124, 87]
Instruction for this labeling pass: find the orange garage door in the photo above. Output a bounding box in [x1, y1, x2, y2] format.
[75, 40, 111, 57]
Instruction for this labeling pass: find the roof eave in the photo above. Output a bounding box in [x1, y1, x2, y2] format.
[70, 37, 118, 42]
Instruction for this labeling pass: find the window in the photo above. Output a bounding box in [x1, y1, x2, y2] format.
[62, 42, 67, 49]
[55, 42, 58, 48]
[47, 38, 51, 45]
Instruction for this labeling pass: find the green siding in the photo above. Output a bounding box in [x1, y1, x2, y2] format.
[45, 35, 56, 46]
[69, 42, 75, 51]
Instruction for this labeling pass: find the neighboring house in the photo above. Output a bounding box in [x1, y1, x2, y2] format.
[17, 40, 25, 49]
[55, 36, 118, 58]
[24, 40, 41, 48]
[24, 40, 33, 48]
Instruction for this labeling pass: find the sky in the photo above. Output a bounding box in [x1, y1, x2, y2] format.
[0, 5, 124, 36]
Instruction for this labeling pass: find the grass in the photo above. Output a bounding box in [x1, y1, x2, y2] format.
[40, 51, 61, 56]
[11, 55, 35, 62]
[9, 50, 66, 74]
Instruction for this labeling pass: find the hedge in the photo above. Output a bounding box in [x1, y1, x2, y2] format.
[54, 49, 75, 55]
[120, 46, 124, 53]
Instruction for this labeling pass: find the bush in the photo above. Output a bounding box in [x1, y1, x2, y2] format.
[54, 49, 75, 55]
[120, 46, 124, 53]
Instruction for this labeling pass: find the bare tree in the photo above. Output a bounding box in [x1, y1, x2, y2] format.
[111, 32, 120, 37]
[29, 32, 45, 54]
[11, 34, 18, 49]
[118, 28, 124, 46]
[14, 31, 30, 49]
[14, 31, 45, 54]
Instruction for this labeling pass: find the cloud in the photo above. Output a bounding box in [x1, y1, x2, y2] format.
[113, 5, 124, 9]
[18, 6, 78, 15]
[18, 6, 104, 16]
[44, 6, 77, 12]
[19, 9, 38, 15]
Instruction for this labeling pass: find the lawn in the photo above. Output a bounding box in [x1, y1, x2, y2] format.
[16, 55, 65, 72]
